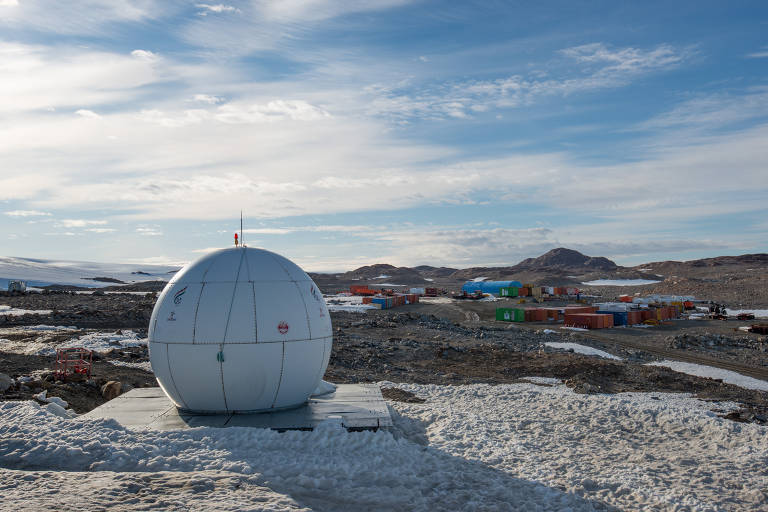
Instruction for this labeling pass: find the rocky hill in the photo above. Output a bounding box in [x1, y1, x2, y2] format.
[515, 247, 618, 271]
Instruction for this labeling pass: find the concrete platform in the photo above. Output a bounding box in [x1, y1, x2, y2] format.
[83, 384, 392, 432]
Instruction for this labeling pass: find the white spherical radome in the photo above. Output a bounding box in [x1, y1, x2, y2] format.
[148, 247, 332, 413]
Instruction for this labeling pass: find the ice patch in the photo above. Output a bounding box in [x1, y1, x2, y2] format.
[647, 360, 768, 391]
[545, 342, 622, 360]
[470, 276, 488, 282]
[582, 279, 662, 286]
[560, 326, 589, 332]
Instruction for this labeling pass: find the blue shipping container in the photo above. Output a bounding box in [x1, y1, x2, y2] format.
[462, 280, 523, 295]
[598, 311, 628, 326]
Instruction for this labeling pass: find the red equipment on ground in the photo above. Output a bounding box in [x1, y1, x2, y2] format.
[54, 347, 93, 381]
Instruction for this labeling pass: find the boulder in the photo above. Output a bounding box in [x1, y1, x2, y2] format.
[100, 381, 122, 400]
[0, 373, 12, 393]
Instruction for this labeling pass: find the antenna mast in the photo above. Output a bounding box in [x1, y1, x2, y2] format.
[240, 210, 244, 247]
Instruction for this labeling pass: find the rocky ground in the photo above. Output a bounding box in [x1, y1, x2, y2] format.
[1, 292, 767, 424]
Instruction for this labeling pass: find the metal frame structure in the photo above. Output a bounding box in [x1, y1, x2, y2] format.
[54, 347, 92, 381]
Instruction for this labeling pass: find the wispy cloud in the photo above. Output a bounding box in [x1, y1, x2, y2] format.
[0, 1, 170, 36]
[367, 43, 691, 121]
[4, 210, 50, 217]
[747, 47, 768, 58]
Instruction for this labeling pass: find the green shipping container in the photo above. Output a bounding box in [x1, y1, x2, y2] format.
[496, 308, 513, 322]
[500, 287, 518, 297]
[513, 308, 525, 322]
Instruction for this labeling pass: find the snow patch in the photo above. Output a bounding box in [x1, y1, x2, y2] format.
[582, 279, 662, 286]
[545, 342, 622, 360]
[0, 305, 52, 316]
[647, 360, 768, 391]
[324, 294, 376, 313]
[109, 360, 153, 372]
[0, 383, 764, 510]
[0, 329, 145, 356]
[519, 376, 562, 385]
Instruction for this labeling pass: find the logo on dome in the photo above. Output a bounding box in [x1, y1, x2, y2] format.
[167, 311, 176, 321]
[173, 286, 188, 305]
[278, 321, 289, 335]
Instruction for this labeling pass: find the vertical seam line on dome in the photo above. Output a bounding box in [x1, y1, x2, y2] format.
[271, 342, 285, 409]
[242, 249, 257, 343]
[219, 250, 244, 411]
[165, 343, 189, 410]
[292, 281, 313, 339]
[192, 283, 205, 343]
[222, 250, 245, 342]
[270, 252, 313, 340]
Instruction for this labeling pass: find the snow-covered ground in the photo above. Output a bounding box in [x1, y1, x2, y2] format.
[647, 360, 768, 392]
[0, 328, 145, 356]
[544, 342, 622, 360]
[725, 309, 768, 319]
[109, 360, 153, 372]
[323, 295, 377, 313]
[1, 382, 766, 511]
[0, 305, 52, 316]
[0, 256, 177, 288]
[581, 279, 662, 286]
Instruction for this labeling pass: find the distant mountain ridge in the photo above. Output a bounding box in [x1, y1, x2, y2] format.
[311, 248, 768, 289]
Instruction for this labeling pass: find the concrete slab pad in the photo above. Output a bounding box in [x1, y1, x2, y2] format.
[83, 384, 392, 432]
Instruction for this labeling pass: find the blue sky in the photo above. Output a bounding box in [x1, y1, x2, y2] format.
[0, 1, 766, 271]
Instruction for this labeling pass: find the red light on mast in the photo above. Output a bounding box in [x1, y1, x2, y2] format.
[234, 232, 239, 247]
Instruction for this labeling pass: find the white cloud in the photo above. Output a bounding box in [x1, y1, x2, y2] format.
[191, 94, 223, 104]
[0, 42, 165, 113]
[130, 49, 158, 61]
[0, 0, 19, 7]
[57, 219, 107, 228]
[196, 4, 239, 14]
[136, 227, 162, 236]
[85, 227, 116, 233]
[75, 109, 101, 119]
[4, 210, 50, 217]
[191, 246, 224, 253]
